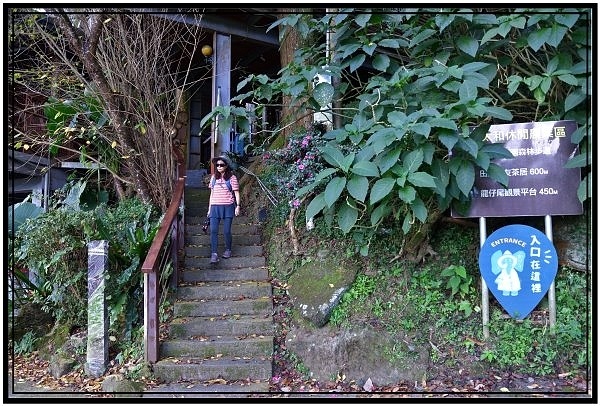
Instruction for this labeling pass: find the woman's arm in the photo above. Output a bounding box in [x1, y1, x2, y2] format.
[234, 190, 241, 216]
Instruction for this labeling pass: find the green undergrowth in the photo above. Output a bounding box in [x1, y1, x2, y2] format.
[265, 209, 591, 378]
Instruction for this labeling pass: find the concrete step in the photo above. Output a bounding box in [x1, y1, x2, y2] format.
[181, 267, 269, 283]
[185, 245, 263, 258]
[185, 234, 262, 246]
[174, 297, 272, 318]
[169, 315, 274, 338]
[184, 256, 266, 270]
[143, 381, 271, 396]
[176, 281, 272, 300]
[186, 223, 262, 236]
[186, 215, 252, 224]
[160, 336, 273, 359]
[156, 185, 273, 387]
[152, 357, 272, 382]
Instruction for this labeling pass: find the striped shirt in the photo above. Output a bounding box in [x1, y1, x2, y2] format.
[209, 175, 239, 205]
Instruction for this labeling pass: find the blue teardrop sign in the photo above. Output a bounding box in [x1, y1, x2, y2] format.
[479, 224, 558, 320]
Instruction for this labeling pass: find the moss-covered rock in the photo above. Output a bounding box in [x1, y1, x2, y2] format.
[288, 248, 359, 327]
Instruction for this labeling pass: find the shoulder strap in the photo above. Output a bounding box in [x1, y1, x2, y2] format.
[211, 176, 233, 193]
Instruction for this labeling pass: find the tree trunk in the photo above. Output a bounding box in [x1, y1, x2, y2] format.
[277, 9, 313, 141]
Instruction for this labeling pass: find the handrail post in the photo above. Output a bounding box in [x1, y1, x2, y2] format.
[143, 269, 159, 363]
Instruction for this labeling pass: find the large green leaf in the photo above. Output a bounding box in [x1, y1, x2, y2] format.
[431, 159, 450, 196]
[324, 177, 347, 207]
[367, 127, 396, 154]
[320, 143, 346, 168]
[486, 163, 509, 187]
[348, 53, 366, 72]
[338, 200, 358, 234]
[370, 201, 390, 226]
[486, 106, 513, 121]
[351, 160, 379, 177]
[564, 153, 588, 169]
[459, 81, 478, 103]
[430, 117, 457, 131]
[527, 28, 551, 51]
[458, 137, 479, 159]
[372, 53, 390, 72]
[347, 174, 369, 202]
[456, 36, 479, 57]
[577, 174, 589, 202]
[306, 192, 326, 221]
[8, 201, 43, 236]
[370, 177, 395, 205]
[407, 171, 437, 188]
[480, 142, 514, 159]
[296, 168, 337, 197]
[398, 185, 416, 203]
[438, 129, 459, 151]
[546, 23, 568, 48]
[411, 197, 428, 223]
[377, 146, 402, 174]
[455, 160, 475, 196]
[403, 149, 424, 173]
[565, 90, 587, 112]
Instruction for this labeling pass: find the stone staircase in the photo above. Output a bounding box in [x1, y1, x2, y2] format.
[151, 187, 274, 393]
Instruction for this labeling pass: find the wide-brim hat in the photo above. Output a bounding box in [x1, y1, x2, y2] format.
[211, 155, 231, 167]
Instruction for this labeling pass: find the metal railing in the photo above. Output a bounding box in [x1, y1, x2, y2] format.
[141, 145, 186, 363]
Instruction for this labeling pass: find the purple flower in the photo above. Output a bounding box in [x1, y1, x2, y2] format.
[298, 163, 305, 171]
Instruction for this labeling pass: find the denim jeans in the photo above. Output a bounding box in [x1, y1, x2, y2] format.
[210, 216, 233, 253]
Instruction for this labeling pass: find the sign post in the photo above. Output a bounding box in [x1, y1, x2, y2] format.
[453, 120, 583, 336]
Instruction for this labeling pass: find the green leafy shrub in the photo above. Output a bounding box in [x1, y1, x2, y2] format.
[15, 208, 94, 325]
[13, 191, 160, 345]
[14, 331, 39, 355]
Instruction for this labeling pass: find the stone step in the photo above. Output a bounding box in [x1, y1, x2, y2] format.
[185, 245, 263, 258]
[143, 381, 270, 396]
[152, 357, 272, 382]
[169, 315, 274, 338]
[181, 267, 269, 283]
[176, 281, 272, 300]
[160, 336, 273, 359]
[185, 234, 262, 246]
[184, 256, 266, 270]
[156, 185, 273, 387]
[186, 215, 252, 224]
[186, 223, 262, 236]
[174, 297, 272, 318]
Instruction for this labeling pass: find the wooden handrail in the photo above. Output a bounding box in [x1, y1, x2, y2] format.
[141, 178, 185, 275]
[141, 146, 186, 363]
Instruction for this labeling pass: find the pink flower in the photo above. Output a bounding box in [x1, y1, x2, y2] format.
[298, 163, 305, 171]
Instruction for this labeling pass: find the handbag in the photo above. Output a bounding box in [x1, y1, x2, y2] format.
[202, 216, 210, 234]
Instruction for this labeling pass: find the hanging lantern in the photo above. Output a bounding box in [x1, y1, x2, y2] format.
[201, 44, 213, 57]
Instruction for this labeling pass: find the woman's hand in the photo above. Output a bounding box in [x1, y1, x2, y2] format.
[235, 206, 241, 216]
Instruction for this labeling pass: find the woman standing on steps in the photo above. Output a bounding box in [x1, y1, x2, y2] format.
[207, 156, 241, 264]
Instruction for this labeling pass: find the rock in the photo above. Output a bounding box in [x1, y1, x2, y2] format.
[48, 353, 77, 378]
[553, 212, 591, 272]
[47, 330, 87, 378]
[287, 248, 359, 327]
[286, 325, 429, 387]
[101, 374, 144, 397]
[9, 303, 54, 344]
